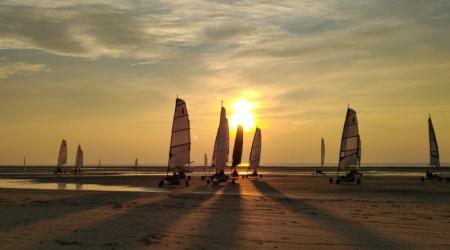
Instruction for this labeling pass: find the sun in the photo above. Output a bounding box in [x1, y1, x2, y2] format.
[230, 99, 255, 132]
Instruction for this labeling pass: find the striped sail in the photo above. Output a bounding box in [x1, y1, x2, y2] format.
[249, 127, 262, 170]
[338, 108, 361, 172]
[57, 139, 67, 166]
[232, 125, 244, 167]
[212, 106, 229, 172]
[168, 98, 191, 171]
[428, 117, 440, 169]
[321, 138, 325, 170]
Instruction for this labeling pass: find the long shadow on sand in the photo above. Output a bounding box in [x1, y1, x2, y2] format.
[251, 180, 409, 249]
[45, 185, 223, 248]
[187, 183, 242, 250]
[0, 191, 142, 232]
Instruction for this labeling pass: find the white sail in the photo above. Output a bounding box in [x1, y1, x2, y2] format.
[249, 127, 262, 170]
[168, 98, 191, 171]
[338, 108, 361, 172]
[321, 138, 325, 170]
[212, 106, 229, 172]
[57, 139, 67, 166]
[428, 117, 440, 169]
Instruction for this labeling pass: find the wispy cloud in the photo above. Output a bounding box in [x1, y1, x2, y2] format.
[0, 61, 49, 79]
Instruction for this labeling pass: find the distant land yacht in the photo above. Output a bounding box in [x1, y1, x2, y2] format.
[422, 116, 449, 182]
[74, 145, 83, 174]
[313, 138, 326, 176]
[55, 139, 67, 174]
[134, 158, 138, 169]
[330, 107, 362, 184]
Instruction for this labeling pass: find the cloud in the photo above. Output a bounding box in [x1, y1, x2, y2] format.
[0, 62, 49, 79]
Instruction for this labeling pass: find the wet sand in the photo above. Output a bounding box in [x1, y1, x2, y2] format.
[0, 174, 449, 249]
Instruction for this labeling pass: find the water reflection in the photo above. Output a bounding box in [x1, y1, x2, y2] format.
[57, 183, 67, 190]
[0, 179, 167, 193]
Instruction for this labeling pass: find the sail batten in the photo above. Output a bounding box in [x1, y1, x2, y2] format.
[428, 117, 440, 169]
[168, 98, 191, 171]
[212, 106, 229, 172]
[338, 108, 361, 172]
[249, 127, 262, 170]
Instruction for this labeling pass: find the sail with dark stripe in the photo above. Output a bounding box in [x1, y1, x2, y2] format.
[338, 108, 361, 172]
[168, 98, 191, 172]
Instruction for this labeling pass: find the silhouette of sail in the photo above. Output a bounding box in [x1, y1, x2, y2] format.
[135, 158, 138, 168]
[232, 125, 244, 167]
[321, 138, 325, 171]
[168, 98, 191, 172]
[212, 106, 229, 172]
[338, 108, 361, 172]
[57, 139, 67, 166]
[249, 127, 262, 170]
[75, 145, 83, 171]
[428, 117, 440, 169]
[204, 153, 208, 167]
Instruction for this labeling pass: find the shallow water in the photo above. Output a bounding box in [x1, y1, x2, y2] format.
[0, 179, 167, 193]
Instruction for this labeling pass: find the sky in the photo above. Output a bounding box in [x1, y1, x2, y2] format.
[0, 0, 449, 165]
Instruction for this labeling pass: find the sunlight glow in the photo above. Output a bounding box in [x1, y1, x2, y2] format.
[230, 99, 255, 132]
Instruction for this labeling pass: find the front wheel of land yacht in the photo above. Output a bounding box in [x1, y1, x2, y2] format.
[421, 177, 425, 182]
[158, 180, 164, 188]
[336, 179, 340, 185]
[206, 179, 210, 185]
[357, 179, 361, 184]
[259, 174, 263, 178]
[185, 180, 189, 187]
[329, 178, 333, 184]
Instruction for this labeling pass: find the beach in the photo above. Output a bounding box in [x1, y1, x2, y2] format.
[0, 169, 449, 250]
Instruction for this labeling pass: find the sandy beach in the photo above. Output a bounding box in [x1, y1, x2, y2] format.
[0, 171, 449, 250]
